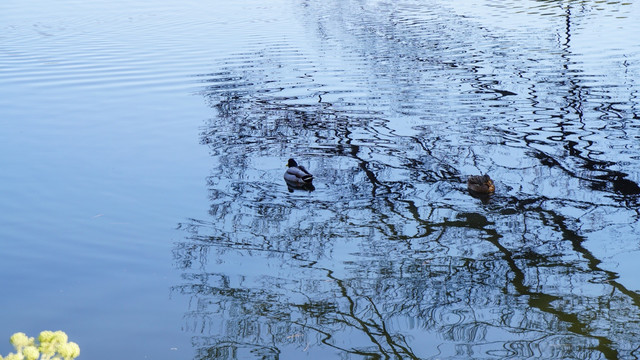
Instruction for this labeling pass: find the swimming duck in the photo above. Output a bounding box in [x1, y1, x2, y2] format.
[467, 174, 495, 194]
[284, 158, 313, 185]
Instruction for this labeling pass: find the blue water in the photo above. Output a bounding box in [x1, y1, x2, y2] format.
[2, 0, 640, 359]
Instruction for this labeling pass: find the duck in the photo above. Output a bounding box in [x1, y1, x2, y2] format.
[284, 158, 313, 186]
[467, 174, 495, 194]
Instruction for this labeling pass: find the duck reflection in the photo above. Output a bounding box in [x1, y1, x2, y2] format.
[285, 179, 315, 192]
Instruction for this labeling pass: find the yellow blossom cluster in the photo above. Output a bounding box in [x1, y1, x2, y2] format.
[0, 331, 79, 360]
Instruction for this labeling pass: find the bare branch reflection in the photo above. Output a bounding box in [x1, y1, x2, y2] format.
[174, 0, 640, 358]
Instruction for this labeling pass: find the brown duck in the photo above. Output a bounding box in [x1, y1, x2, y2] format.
[467, 174, 495, 194]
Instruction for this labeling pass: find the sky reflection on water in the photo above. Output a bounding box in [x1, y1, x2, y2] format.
[2, 0, 640, 359]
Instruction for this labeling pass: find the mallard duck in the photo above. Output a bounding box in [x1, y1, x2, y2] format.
[467, 174, 495, 194]
[284, 158, 313, 185]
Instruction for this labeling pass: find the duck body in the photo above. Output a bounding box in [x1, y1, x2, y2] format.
[467, 174, 495, 194]
[284, 158, 313, 185]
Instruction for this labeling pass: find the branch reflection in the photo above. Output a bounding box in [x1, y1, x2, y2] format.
[174, 0, 640, 358]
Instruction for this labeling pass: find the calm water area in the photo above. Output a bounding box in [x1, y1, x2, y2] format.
[2, 0, 640, 359]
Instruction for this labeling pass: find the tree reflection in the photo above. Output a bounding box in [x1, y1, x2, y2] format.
[173, 87, 640, 358]
[174, 0, 640, 358]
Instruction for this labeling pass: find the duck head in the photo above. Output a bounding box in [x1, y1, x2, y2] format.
[468, 174, 495, 194]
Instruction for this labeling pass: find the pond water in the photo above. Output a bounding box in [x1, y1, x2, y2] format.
[2, 0, 640, 359]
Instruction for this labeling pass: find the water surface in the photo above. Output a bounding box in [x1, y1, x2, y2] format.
[2, 0, 640, 359]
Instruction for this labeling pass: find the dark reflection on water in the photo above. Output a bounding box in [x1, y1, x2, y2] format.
[173, 0, 640, 358]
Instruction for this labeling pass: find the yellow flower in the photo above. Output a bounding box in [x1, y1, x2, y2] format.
[37, 340, 56, 357]
[2, 354, 23, 360]
[22, 347, 38, 360]
[51, 331, 68, 345]
[37, 331, 55, 353]
[37, 330, 68, 357]
[57, 342, 80, 360]
[68, 342, 80, 358]
[4, 330, 79, 360]
[9, 333, 31, 349]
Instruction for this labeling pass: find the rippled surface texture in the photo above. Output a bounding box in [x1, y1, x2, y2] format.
[2, 0, 640, 359]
